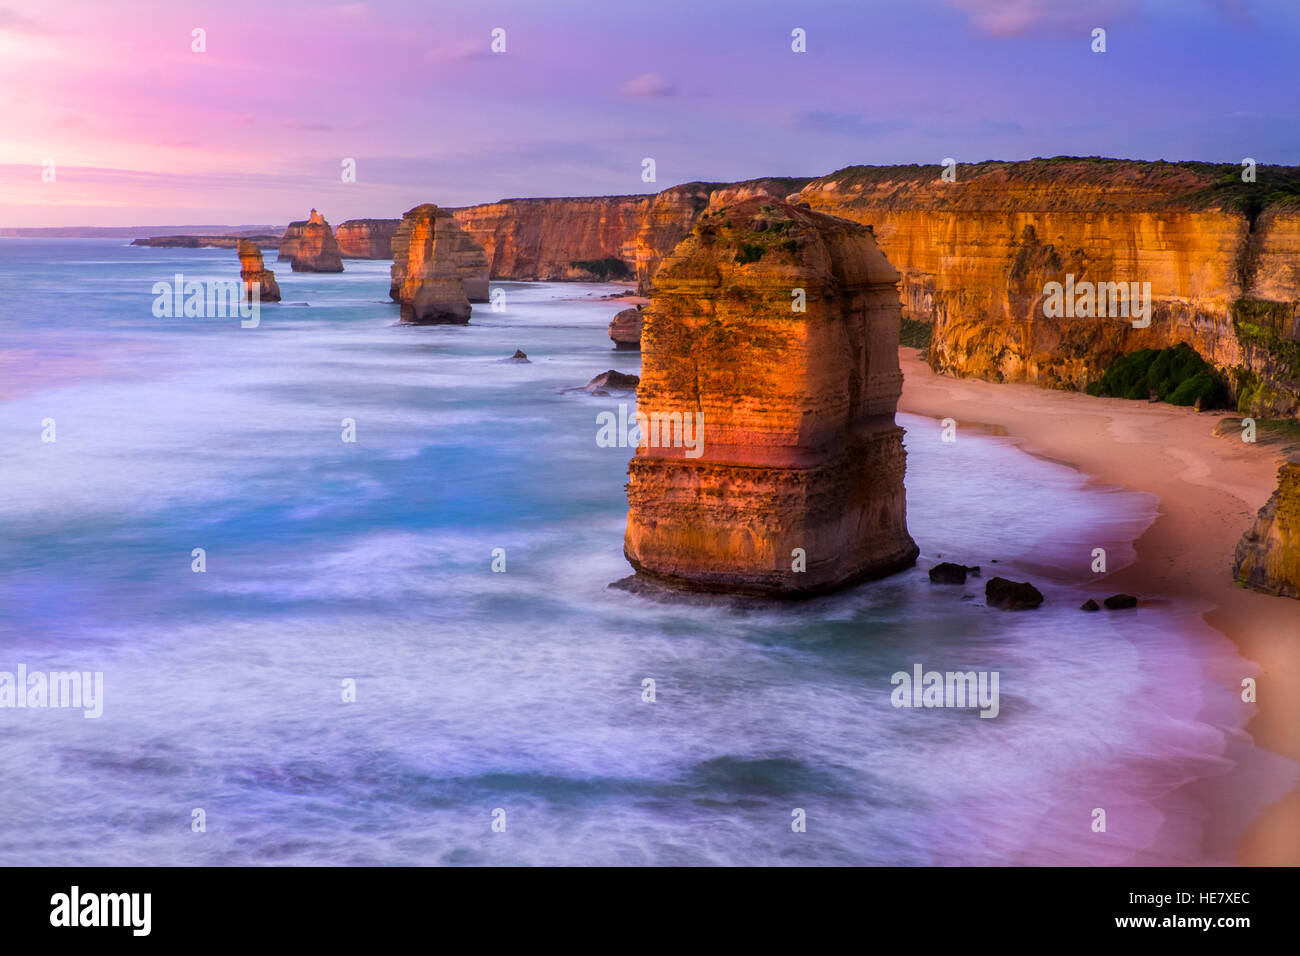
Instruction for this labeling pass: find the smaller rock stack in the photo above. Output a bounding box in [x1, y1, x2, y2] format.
[392, 204, 473, 324]
[278, 219, 307, 261]
[608, 306, 644, 350]
[390, 204, 490, 304]
[290, 209, 344, 273]
[237, 239, 281, 302]
[1234, 457, 1300, 599]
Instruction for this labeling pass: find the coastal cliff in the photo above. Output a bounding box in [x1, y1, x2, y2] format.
[290, 210, 344, 273]
[623, 197, 918, 595]
[237, 239, 281, 302]
[278, 220, 306, 262]
[1234, 457, 1300, 599]
[335, 219, 400, 259]
[392, 204, 473, 323]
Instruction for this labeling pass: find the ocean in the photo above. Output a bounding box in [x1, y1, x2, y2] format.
[0, 239, 1252, 865]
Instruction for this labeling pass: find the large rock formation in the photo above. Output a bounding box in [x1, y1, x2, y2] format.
[391, 204, 473, 324]
[608, 306, 644, 350]
[335, 219, 400, 259]
[290, 209, 344, 273]
[623, 197, 918, 595]
[390, 204, 489, 304]
[793, 159, 1300, 418]
[237, 239, 280, 302]
[278, 220, 307, 261]
[1234, 458, 1300, 599]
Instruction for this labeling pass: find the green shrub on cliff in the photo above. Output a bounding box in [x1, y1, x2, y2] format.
[1086, 344, 1228, 407]
[570, 257, 633, 280]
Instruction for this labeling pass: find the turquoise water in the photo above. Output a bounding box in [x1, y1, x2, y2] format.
[0, 240, 1250, 865]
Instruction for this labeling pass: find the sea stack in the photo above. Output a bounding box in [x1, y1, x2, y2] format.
[608, 306, 644, 350]
[1234, 458, 1300, 599]
[390, 204, 490, 305]
[290, 209, 344, 272]
[278, 219, 307, 262]
[237, 239, 281, 302]
[623, 197, 918, 595]
[392, 204, 473, 324]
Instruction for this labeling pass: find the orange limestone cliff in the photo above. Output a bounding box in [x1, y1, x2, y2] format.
[392, 204, 473, 324]
[290, 209, 344, 273]
[335, 219, 400, 259]
[277, 219, 307, 262]
[237, 239, 280, 302]
[623, 197, 918, 595]
[390, 204, 490, 304]
[1234, 457, 1300, 599]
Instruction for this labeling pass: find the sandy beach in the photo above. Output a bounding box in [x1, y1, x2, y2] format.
[899, 348, 1300, 866]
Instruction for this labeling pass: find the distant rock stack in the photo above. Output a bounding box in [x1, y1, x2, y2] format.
[290, 209, 344, 273]
[390, 203, 490, 315]
[392, 204, 473, 324]
[1234, 458, 1300, 599]
[623, 197, 918, 596]
[278, 220, 307, 262]
[608, 306, 644, 350]
[237, 239, 281, 302]
[335, 219, 400, 259]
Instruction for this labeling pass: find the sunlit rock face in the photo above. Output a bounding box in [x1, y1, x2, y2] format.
[390, 205, 490, 305]
[623, 197, 919, 596]
[277, 220, 306, 262]
[237, 239, 280, 302]
[335, 219, 400, 259]
[290, 209, 344, 273]
[1235, 458, 1300, 599]
[391, 204, 472, 324]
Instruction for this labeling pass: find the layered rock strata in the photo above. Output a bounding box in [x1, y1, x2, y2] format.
[290, 209, 344, 273]
[390, 204, 490, 304]
[335, 219, 400, 259]
[278, 220, 307, 261]
[623, 197, 918, 595]
[608, 307, 644, 349]
[392, 204, 473, 324]
[1234, 458, 1300, 599]
[237, 239, 281, 302]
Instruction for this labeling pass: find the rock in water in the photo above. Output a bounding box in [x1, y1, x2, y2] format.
[985, 577, 1044, 610]
[237, 239, 281, 302]
[585, 370, 639, 392]
[390, 204, 489, 303]
[391, 204, 473, 324]
[505, 350, 530, 364]
[1103, 593, 1138, 609]
[623, 197, 919, 596]
[609, 306, 645, 350]
[929, 562, 972, 584]
[1080, 599, 1101, 611]
[1233, 458, 1300, 599]
[291, 209, 344, 273]
[277, 219, 306, 262]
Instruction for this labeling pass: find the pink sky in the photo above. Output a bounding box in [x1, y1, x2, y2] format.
[2, 0, 1297, 227]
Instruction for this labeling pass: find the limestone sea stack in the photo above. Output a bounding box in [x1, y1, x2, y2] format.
[393, 204, 473, 324]
[278, 220, 307, 262]
[390, 204, 490, 305]
[237, 239, 281, 302]
[1234, 458, 1300, 599]
[623, 197, 919, 596]
[608, 306, 644, 349]
[335, 219, 400, 259]
[290, 209, 344, 273]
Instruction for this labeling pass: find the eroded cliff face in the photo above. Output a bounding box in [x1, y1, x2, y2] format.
[623, 197, 918, 595]
[336, 219, 399, 259]
[1234, 458, 1300, 599]
[237, 239, 280, 302]
[278, 220, 306, 262]
[291, 209, 344, 273]
[793, 160, 1300, 416]
[390, 204, 490, 304]
[393, 204, 472, 324]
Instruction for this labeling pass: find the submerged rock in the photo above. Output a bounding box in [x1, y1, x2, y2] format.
[237, 239, 281, 302]
[929, 562, 979, 584]
[1103, 593, 1138, 609]
[585, 370, 639, 392]
[1234, 458, 1300, 599]
[1080, 599, 1101, 611]
[623, 197, 918, 596]
[504, 350, 530, 364]
[291, 209, 344, 273]
[985, 577, 1044, 610]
